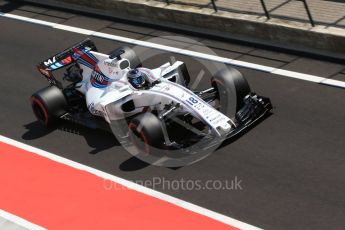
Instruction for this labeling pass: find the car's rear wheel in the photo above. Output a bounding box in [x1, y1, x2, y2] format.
[128, 113, 164, 155]
[31, 86, 67, 128]
[211, 67, 251, 118]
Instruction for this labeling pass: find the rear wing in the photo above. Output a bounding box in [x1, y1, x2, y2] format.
[37, 38, 98, 87]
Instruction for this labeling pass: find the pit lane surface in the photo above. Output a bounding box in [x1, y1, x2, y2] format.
[1, 2, 345, 229]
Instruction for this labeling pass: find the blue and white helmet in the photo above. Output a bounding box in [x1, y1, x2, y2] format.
[127, 69, 146, 89]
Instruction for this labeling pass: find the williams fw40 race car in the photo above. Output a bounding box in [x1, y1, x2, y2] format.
[31, 39, 272, 165]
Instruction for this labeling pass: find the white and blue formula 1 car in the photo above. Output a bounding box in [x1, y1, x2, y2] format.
[31, 39, 272, 156]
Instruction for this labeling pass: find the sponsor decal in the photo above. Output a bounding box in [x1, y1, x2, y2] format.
[186, 97, 198, 106]
[104, 60, 120, 75]
[43, 56, 56, 66]
[90, 65, 113, 88]
[104, 60, 117, 67]
[61, 56, 72, 65]
[107, 67, 120, 76]
[74, 47, 98, 69]
[72, 47, 92, 60]
[44, 47, 97, 70]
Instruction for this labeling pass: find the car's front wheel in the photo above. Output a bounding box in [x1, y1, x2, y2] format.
[211, 67, 251, 118]
[128, 113, 165, 155]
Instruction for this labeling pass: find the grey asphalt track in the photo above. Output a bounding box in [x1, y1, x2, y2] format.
[1, 1, 345, 229]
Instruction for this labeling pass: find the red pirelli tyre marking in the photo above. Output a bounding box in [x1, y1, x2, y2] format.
[128, 122, 150, 155]
[0, 140, 239, 230]
[31, 96, 49, 126]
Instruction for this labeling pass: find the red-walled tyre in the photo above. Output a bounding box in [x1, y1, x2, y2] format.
[30, 86, 67, 128]
[128, 113, 164, 155]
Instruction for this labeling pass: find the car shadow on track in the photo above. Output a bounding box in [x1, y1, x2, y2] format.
[21, 120, 153, 171]
[119, 157, 150, 171]
[22, 121, 120, 155]
[119, 113, 274, 171]
[119, 157, 182, 171]
[22, 121, 55, 140]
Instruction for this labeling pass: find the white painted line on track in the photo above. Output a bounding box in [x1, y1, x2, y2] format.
[1, 12, 344, 89]
[0, 135, 261, 230]
[0, 209, 46, 230]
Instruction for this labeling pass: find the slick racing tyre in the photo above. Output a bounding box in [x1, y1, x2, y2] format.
[128, 113, 165, 155]
[211, 67, 251, 118]
[31, 86, 67, 128]
[108, 46, 142, 69]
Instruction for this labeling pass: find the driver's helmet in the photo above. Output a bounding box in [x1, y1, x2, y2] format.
[127, 69, 146, 89]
